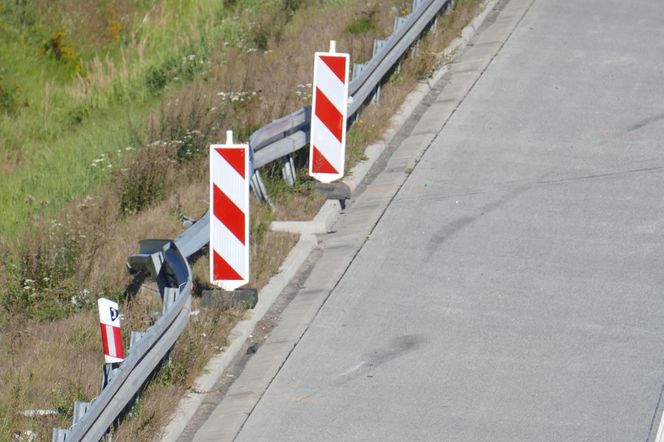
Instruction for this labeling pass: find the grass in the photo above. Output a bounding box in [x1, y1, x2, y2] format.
[0, 0, 485, 440]
[0, 0, 277, 238]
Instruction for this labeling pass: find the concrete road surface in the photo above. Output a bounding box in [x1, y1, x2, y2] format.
[190, 0, 664, 440]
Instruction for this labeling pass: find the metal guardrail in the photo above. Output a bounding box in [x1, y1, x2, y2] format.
[53, 0, 452, 439]
[249, 0, 451, 201]
[53, 226, 201, 441]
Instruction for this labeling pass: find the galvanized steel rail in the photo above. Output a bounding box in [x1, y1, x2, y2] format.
[250, 0, 450, 201]
[53, 0, 452, 439]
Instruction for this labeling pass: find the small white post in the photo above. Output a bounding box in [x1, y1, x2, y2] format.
[226, 130, 234, 145]
[329, 40, 336, 53]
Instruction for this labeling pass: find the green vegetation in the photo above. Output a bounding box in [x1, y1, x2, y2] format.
[345, 17, 376, 34]
[0, 0, 267, 239]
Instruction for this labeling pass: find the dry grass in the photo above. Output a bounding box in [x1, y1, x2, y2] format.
[0, 311, 99, 441]
[0, 1, 486, 440]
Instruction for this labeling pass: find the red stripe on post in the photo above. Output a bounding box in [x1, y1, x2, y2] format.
[112, 325, 124, 359]
[320, 55, 347, 83]
[314, 87, 343, 142]
[100, 324, 110, 356]
[213, 250, 244, 281]
[312, 146, 339, 174]
[213, 183, 246, 244]
[215, 147, 245, 179]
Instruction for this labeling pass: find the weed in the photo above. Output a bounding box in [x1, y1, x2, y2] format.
[282, 0, 302, 15]
[0, 0, 37, 27]
[41, 31, 84, 76]
[346, 124, 370, 166]
[145, 64, 169, 94]
[157, 360, 174, 386]
[119, 148, 170, 216]
[67, 102, 90, 125]
[68, 324, 93, 346]
[1, 218, 84, 320]
[0, 75, 19, 116]
[105, 4, 125, 42]
[345, 17, 376, 34]
[49, 383, 86, 419]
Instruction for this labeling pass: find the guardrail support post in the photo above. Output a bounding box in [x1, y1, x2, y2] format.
[352, 63, 366, 81]
[372, 85, 381, 104]
[162, 287, 178, 313]
[394, 15, 409, 32]
[73, 401, 91, 425]
[130, 331, 146, 350]
[373, 39, 387, 58]
[250, 170, 271, 204]
[52, 428, 69, 441]
[102, 362, 120, 389]
[281, 155, 296, 186]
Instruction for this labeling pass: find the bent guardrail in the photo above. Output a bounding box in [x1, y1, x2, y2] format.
[53, 0, 454, 439]
[52, 220, 200, 441]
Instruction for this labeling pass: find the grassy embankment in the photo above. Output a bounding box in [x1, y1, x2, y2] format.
[0, 0, 483, 440]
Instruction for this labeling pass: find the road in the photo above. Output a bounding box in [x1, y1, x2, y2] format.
[189, 0, 664, 440]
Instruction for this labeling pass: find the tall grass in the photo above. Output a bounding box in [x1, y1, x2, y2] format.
[0, 0, 276, 238]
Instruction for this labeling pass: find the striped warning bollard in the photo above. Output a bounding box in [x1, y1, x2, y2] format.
[98, 298, 124, 364]
[209, 131, 250, 291]
[309, 40, 350, 184]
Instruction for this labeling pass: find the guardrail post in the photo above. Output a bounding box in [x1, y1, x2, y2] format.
[101, 362, 120, 389]
[250, 170, 271, 204]
[394, 15, 409, 32]
[281, 155, 296, 186]
[352, 63, 366, 81]
[73, 401, 91, 425]
[373, 39, 387, 57]
[162, 287, 178, 313]
[52, 428, 69, 441]
[372, 85, 381, 104]
[130, 331, 146, 350]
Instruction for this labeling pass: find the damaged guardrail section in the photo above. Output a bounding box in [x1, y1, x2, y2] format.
[52, 226, 199, 441]
[53, 0, 452, 439]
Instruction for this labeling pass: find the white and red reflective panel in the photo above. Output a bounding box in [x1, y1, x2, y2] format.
[98, 298, 124, 364]
[210, 131, 250, 291]
[309, 40, 350, 183]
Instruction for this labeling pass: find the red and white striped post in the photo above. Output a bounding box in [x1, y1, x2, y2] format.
[210, 130, 250, 291]
[97, 298, 124, 364]
[309, 40, 350, 183]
